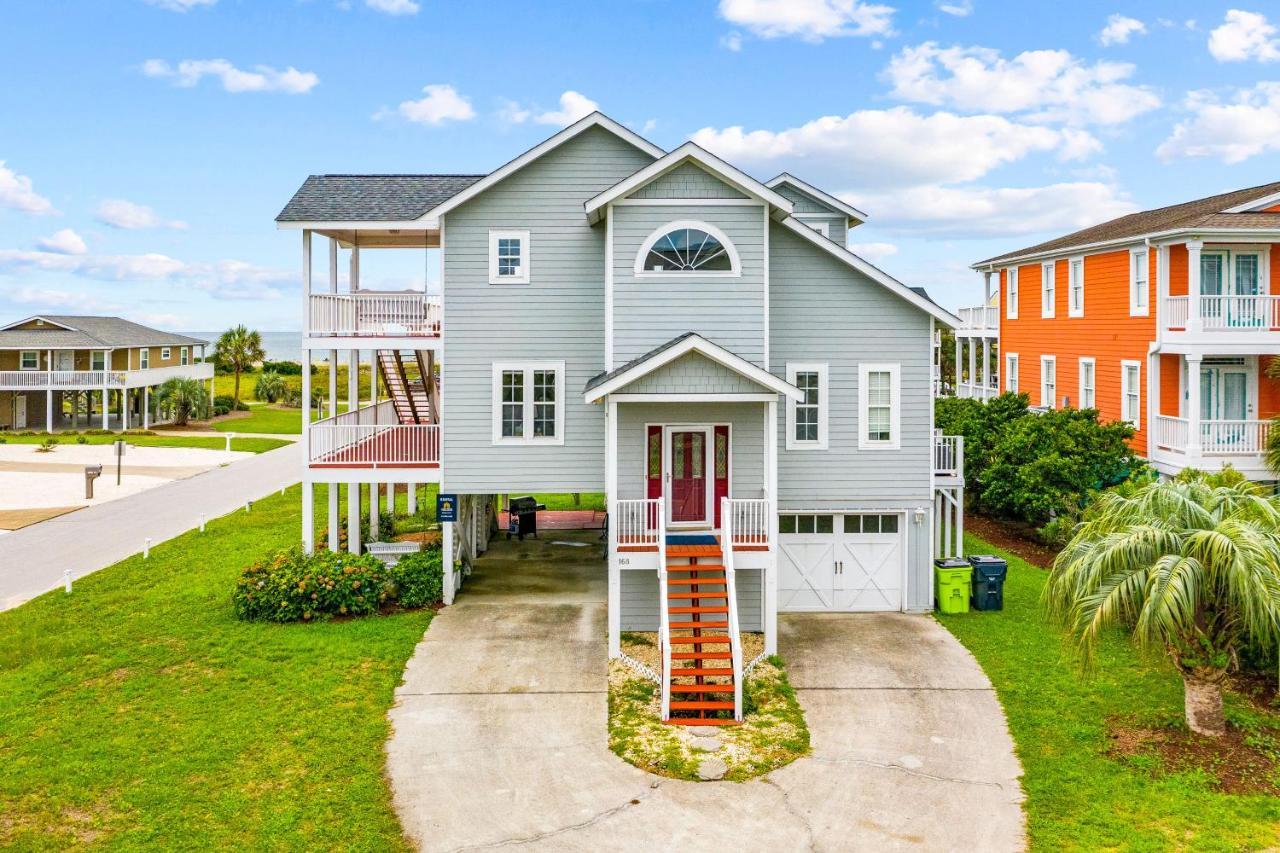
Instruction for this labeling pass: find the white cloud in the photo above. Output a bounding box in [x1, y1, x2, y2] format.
[848, 241, 899, 261]
[496, 99, 532, 125]
[1099, 14, 1146, 46]
[937, 0, 972, 17]
[0, 249, 294, 300]
[534, 91, 600, 126]
[365, 0, 419, 14]
[691, 108, 1098, 191]
[883, 42, 1160, 125]
[6, 286, 123, 314]
[392, 84, 476, 126]
[0, 162, 56, 215]
[1208, 10, 1280, 62]
[37, 229, 88, 255]
[848, 182, 1136, 237]
[718, 0, 895, 42]
[1156, 82, 1280, 163]
[142, 0, 216, 11]
[95, 199, 188, 230]
[721, 31, 744, 51]
[142, 59, 319, 94]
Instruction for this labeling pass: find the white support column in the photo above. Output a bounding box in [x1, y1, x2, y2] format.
[967, 338, 976, 399]
[370, 358, 378, 408]
[302, 345, 312, 470]
[386, 482, 395, 515]
[981, 337, 991, 399]
[982, 269, 992, 305]
[1186, 240, 1203, 333]
[101, 353, 110, 429]
[606, 397, 620, 658]
[407, 483, 417, 515]
[1186, 354, 1203, 457]
[1148, 349, 1160, 458]
[1156, 244, 1170, 341]
[45, 389, 53, 433]
[954, 334, 962, 397]
[143, 385, 150, 430]
[122, 389, 129, 430]
[369, 482, 380, 541]
[765, 398, 779, 656]
[327, 484, 340, 552]
[347, 348, 361, 554]
[302, 481, 315, 553]
[442, 519, 455, 605]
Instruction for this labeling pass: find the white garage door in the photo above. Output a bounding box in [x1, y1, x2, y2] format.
[778, 513, 904, 612]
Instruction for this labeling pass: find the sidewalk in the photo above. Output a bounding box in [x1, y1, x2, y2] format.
[0, 443, 301, 611]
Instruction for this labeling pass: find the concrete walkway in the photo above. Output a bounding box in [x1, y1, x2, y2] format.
[387, 532, 1026, 852]
[0, 443, 300, 610]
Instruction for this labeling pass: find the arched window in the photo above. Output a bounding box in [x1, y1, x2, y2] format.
[634, 220, 740, 276]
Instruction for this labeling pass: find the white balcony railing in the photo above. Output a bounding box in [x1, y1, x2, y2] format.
[615, 497, 661, 549]
[309, 401, 439, 467]
[1154, 415, 1271, 456]
[957, 305, 999, 331]
[725, 498, 771, 548]
[1164, 295, 1280, 332]
[934, 433, 965, 478]
[956, 381, 1000, 400]
[309, 292, 441, 337]
[0, 363, 212, 390]
[1163, 296, 1189, 329]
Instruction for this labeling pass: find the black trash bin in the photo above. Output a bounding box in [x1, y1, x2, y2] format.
[968, 555, 1008, 612]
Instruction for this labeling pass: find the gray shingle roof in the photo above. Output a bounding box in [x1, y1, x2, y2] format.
[977, 181, 1280, 266]
[584, 332, 700, 394]
[0, 316, 207, 349]
[275, 174, 487, 223]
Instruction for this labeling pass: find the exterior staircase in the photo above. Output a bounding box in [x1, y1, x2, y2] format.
[376, 349, 433, 425]
[662, 542, 743, 726]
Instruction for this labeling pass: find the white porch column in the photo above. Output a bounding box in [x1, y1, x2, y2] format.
[122, 389, 129, 430]
[386, 482, 395, 515]
[369, 482, 380, 540]
[953, 334, 962, 397]
[347, 349, 361, 554]
[981, 337, 991, 399]
[324, 241, 338, 547]
[982, 270, 992, 305]
[302, 481, 315, 553]
[143, 386, 150, 430]
[101, 353, 110, 429]
[327, 484, 340, 552]
[1157, 244, 1170, 340]
[1186, 240, 1203, 333]
[1148, 349, 1160, 456]
[45, 389, 53, 433]
[968, 338, 976, 399]
[370, 359, 378, 408]
[442, 519, 455, 605]
[407, 483, 417, 515]
[764, 399, 779, 656]
[302, 345, 313, 467]
[606, 397, 620, 658]
[1186, 354, 1203, 457]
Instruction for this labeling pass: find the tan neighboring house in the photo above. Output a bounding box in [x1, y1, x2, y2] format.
[0, 315, 213, 432]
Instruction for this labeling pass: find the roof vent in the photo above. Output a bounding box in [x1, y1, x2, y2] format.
[35, 319, 44, 326]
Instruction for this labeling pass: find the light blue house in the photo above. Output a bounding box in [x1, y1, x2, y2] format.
[278, 113, 964, 724]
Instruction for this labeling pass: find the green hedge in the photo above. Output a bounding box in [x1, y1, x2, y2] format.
[233, 545, 442, 622]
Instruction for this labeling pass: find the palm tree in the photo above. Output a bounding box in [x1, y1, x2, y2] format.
[254, 371, 285, 404]
[213, 325, 265, 406]
[154, 377, 211, 427]
[1045, 469, 1280, 736]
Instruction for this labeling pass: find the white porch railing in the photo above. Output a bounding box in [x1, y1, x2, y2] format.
[309, 401, 439, 466]
[1154, 415, 1272, 456]
[1201, 295, 1280, 331]
[308, 292, 442, 337]
[725, 498, 770, 548]
[934, 433, 964, 478]
[956, 381, 999, 400]
[719, 498, 745, 723]
[615, 497, 661, 548]
[957, 305, 999, 331]
[0, 370, 127, 389]
[1154, 415, 1190, 453]
[1163, 296, 1189, 329]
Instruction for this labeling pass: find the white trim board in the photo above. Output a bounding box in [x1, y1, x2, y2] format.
[765, 172, 868, 223]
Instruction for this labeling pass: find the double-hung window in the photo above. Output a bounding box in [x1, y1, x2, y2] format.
[180, 347, 189, 366]
[1068, 257, 1085, 317]
[140, 349, 149, 369]
[492, 361, 564, 444]
[858, 363, 900, 450]
[1078, 357, 1096, 409]
[786, 363, 828, 450]
[1006, 268, 1019, 319]
[1041, 261, 1055, 318]
[1129, 249, 1149, 316]
[1121, 361, 1141, 428]
[488, 230, 531, 285]
[19, 351, 38, 370]
[1041, 356, 1057, 409]
[1005, 353, 1018, 393]
[161, 347, 171, 361]
[91, 351, 106, 371]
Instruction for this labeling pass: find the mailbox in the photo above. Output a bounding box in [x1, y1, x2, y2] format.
[85, 464, 103, 499]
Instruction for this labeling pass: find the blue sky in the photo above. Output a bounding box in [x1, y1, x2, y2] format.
[2, 0, 1279, 331]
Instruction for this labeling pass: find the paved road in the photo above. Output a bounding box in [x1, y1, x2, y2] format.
[0, 443, 300, 610]
[387, 532, 1027, 852]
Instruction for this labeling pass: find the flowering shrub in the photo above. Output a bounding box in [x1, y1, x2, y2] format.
[388, 548, 443, 609]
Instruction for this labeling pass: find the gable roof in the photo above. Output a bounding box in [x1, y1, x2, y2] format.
[276, 175, 485, 223]
[584, 332, 803, 402]
[0, 316, 207, 349]
[765, 173, 867, 223]
[584, 142, 794, 224]
[976, 180, 1280, 267]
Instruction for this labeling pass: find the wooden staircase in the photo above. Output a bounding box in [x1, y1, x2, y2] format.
[376, 350, 433, 425]
[663, 546, 742, 726]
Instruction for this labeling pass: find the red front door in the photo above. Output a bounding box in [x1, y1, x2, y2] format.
[669, 430, 707, 523]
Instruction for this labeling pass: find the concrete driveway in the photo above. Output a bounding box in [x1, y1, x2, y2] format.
[387, 532, 1025, 852]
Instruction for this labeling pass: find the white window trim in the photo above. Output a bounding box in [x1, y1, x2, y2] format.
[1121, 359, 1142, 429]
[491, 361, 565, 446]
[1005, 267, 1018, 320]
[19, 350, 39, 370]
[1078, 357, 1096, 410]
[1068, 256, 1085, 318]
[488, 229, 531, 285]
[785, 362, 829, 451]
[1040, 355, 1057, 409]
[634, 219, 741, 278]
[858, 362, 900, 450]
[180, 347, 189, 365]
[161, 347, 171, 360]
[1041, 261, 1055, 318]
[1005, 353, 1018, 393]
[1129, 248, 1149, 317]
[91, 350, 106, 371]
[140, 349, 150, 369]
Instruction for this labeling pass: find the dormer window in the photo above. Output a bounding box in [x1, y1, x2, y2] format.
[635, 221, 740, 277]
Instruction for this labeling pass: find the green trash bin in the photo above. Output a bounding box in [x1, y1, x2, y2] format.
[934, 558, 972, 614]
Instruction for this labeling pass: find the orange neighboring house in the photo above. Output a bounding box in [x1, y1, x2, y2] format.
[957, 181, 1280, 481]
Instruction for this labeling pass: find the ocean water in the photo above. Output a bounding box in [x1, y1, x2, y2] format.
[189, 331, 302, 363]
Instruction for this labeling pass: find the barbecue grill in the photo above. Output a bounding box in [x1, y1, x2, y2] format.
[506, 496, 546, 540]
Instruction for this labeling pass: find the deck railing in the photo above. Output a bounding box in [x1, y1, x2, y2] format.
[719, 498, 745, 723]
[308, 292, 442, 337]
[1154, 416, 1271, 456]
[615, 497, 661, 549]
[1164, 295, 1280, 331]
[309, 401, 438, 466]
[1163, 296, 1189, 329]
[1154, 415, 1190, 453]
[957, 305, 999, 331]
[934, 433, 965, 478]
[725, 498, 771, 548]
[0, 370, 127, 388]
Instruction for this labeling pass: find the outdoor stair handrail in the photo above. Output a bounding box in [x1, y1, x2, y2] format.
[656, 499, 671, 722]
[720, 497, 745, 723]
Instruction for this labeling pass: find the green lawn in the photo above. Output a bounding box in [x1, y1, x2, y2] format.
[210, 403, 303, 435]
[939, 535, 1280, 851]
[0, 486, 426, 850]
[0, 433, 289, 453]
